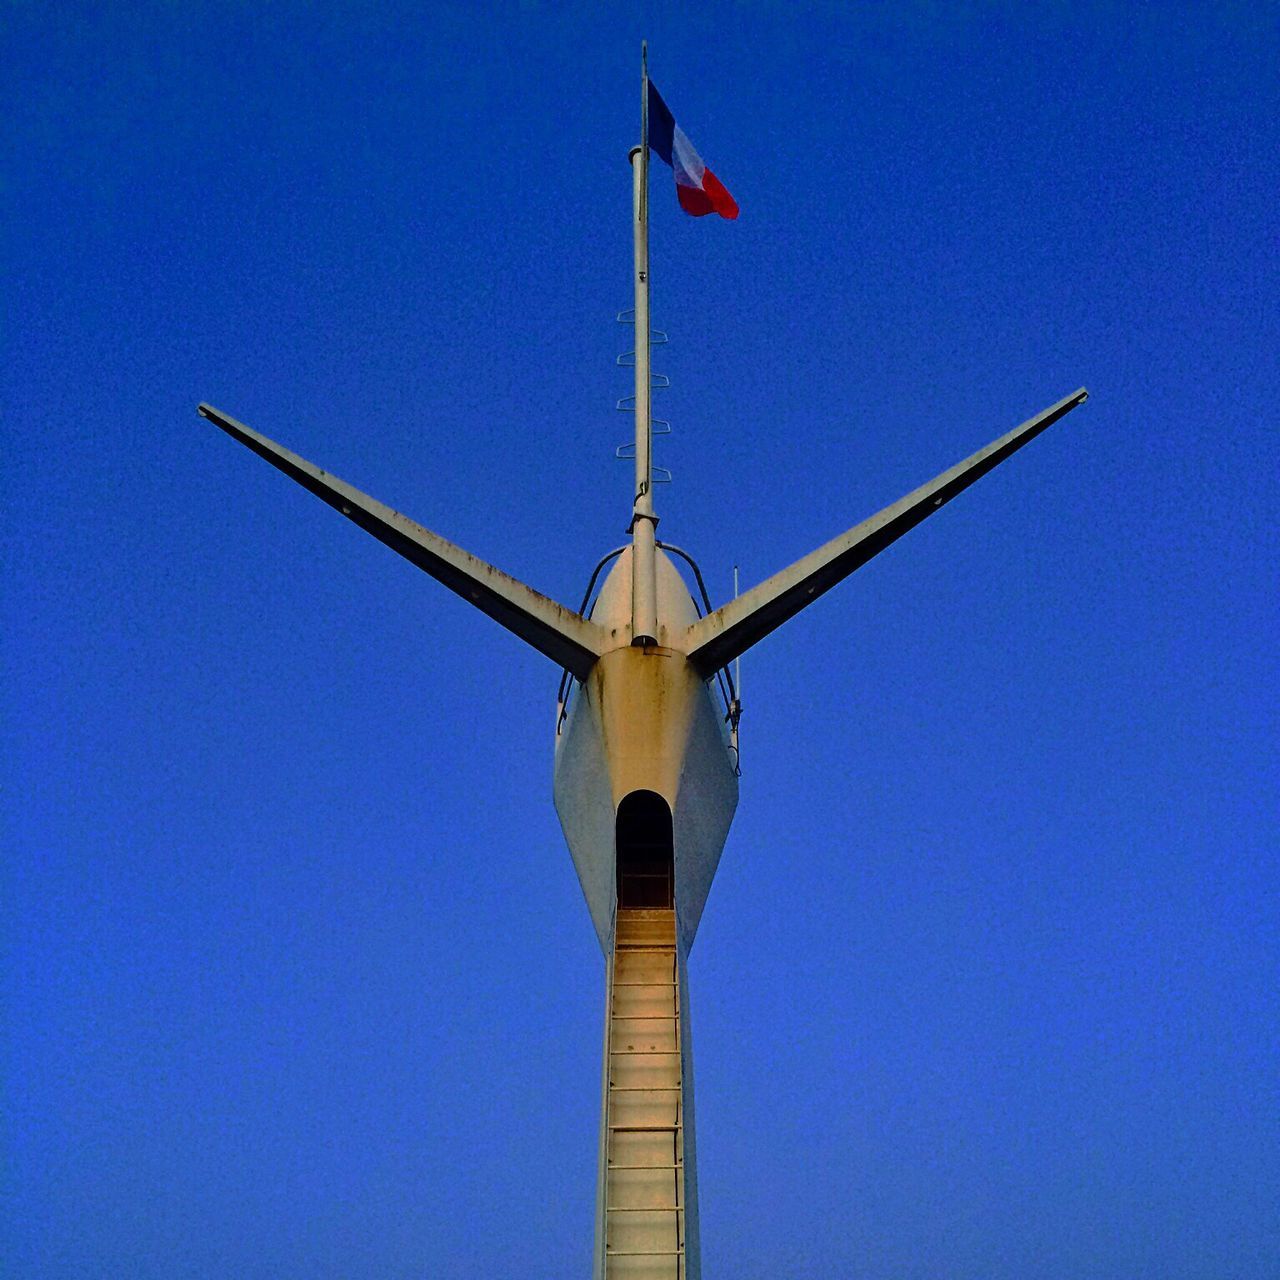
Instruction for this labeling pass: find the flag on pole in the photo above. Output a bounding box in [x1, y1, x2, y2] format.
[646, 81, 739, 220]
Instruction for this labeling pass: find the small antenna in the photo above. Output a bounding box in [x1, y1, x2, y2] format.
[733, 565, 741, 701]
[729, 563, 743, 772]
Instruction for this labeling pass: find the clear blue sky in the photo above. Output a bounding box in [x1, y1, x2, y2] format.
[4, 4, 1276, 1277]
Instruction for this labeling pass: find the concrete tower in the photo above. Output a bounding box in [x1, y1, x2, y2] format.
[198, 48, 1087, 1280]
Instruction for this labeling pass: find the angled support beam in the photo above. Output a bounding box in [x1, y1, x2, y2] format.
[198, 404, 607, 679]
[683, 387, 1089, 675]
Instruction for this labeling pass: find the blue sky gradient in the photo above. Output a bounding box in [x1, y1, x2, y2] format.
[4, 4, 1276, 1277]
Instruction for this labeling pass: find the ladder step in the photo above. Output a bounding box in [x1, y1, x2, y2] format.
[609, 1123, 681, 1132]
[610, 1049, 680, 1056]
[606, 1205, 682, 1212]
[608, 1162, 682, 1169]
[609, 1085, 681, 1091]
[606, 1249, 685, 1257]
[613, 981, 678, 988]
[611, 1014, 678, 1020]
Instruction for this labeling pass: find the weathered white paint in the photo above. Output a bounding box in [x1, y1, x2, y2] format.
[201, 380, 1088, 1279]
[554, 547, 739, 953]
[555, 547, 737, 1278]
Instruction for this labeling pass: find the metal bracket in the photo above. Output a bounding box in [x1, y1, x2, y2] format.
[626, 510, 661, 535]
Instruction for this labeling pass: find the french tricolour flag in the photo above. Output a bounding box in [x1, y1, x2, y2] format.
[647, 80, 739, 220]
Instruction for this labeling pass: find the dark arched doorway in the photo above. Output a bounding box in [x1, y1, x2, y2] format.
[615, 790, 674, 909]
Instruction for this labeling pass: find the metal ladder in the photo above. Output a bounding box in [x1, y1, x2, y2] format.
[604, 907, 685, 1278]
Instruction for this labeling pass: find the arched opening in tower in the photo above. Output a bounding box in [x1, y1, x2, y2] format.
[615, 790, 674, 909]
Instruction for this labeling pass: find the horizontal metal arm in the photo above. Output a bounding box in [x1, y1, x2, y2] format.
[198, 404, 607, 679]
[683, 387, 1089, 675]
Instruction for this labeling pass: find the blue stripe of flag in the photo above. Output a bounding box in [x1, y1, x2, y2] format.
[647, 80, 675, 168]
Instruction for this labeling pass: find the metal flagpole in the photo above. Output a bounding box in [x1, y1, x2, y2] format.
[629, 41, 658, 646]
